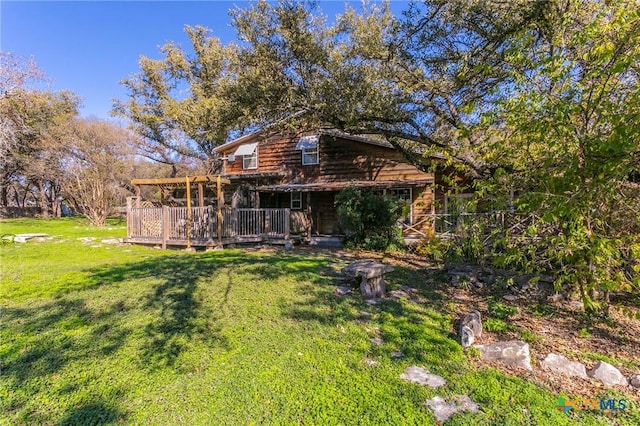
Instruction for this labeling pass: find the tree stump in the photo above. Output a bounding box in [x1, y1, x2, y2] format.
[341, 261, 394, 299]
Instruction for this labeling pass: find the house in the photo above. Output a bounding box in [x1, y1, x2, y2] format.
[213, 128, 454, 239]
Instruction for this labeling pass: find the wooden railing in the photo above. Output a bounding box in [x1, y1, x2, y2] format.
[127, 206, 294, 247]
[398, 212, 506, 237]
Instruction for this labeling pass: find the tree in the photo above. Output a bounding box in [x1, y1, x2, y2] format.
[113, 26, 245, 172]
[58, 118, 135, 226]
[1, 86, 80, 215]
[479, 0, 640, 312]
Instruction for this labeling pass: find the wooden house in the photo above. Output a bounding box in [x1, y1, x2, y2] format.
[213, 128, 444, 239]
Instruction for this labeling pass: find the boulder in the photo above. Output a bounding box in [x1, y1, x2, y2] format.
[475, 340, 532, 370]
[459, 311, 482, 349]
[588, 361, 629, 386]
[400, 366, 447, 388]
[540, 353, 587, 378]
[425, 395, 479, 423]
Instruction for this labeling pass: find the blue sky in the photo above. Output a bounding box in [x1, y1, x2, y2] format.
[2, 1, 407, 120]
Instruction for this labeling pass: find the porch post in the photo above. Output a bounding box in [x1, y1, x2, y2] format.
[186, 176, 192, 250]
[162, 205, 168, 249]
[198, 182, 204, 207]
[217, 175, 223, 246]
[307, 192, 312, 240]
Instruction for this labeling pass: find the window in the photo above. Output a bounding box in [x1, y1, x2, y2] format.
[302, 147, 318, 165]
[243, 151, 257, 169]
[388, 188, 412, 224]
[296, 135, 319, 165]
[291, 192, 302, 209]
[234, 142, 258, 170]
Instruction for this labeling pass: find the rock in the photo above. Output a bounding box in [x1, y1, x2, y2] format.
[630, 375, 640, 388]
[364, 358, 378, 366]
[370, 338, 383, 346]
[547, 293, 564, 303]
[475, 340, 532, 370]
[101, 238, 121, 244]
[400, 366, 447, 389]
[502, 294, 520, 301]
[425, 395, 479, 423]
[459, 311, 482, 349]
[399, 285, 418, 294]
[388, 289, 409, 300]
[391, 351, 404, 359]
[540, 353, 588, 378]
[341, 261, 394, 299]
[335, 286, 352, 296]
[12, 233, 49, 243]
[364, 298, 381, 305]
[284, 241, 294, 250]
[588, 361, 629, 386]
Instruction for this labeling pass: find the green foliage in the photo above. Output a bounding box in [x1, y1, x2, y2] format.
[335, 188, 404, 251]
[487, 298, 519, 320]
[484, 318, 517, 333]
[519, 329, 543, 344]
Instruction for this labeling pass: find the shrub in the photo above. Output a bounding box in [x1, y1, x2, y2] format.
[335, 188, 404, 251]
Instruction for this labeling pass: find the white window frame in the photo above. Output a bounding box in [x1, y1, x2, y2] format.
[302, 147, 319, 165]
[243, 151, 257, 169]
[291, 192, 302, 209]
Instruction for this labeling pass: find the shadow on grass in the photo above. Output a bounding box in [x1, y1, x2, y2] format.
[279, 259, 463, 367]
[58, 401, 123, 426]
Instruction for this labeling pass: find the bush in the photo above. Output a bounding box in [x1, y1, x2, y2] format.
[335, 188, 405, 251]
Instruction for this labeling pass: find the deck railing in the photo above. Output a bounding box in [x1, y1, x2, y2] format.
[127, 206, 292, 247]
[398, 212, 506, 238]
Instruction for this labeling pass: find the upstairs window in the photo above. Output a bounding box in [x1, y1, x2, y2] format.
[296, 135, 319, 166]
[243, 152, 257, 169]
[302, 147, 318, 165]
[234, 142, 258, 170]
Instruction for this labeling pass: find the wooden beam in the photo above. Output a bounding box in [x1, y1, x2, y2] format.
[131, 175, 230, 186]
[198, 182, 204, 207]
[216, 175, 223, 246]
[186, 176, 192, 250]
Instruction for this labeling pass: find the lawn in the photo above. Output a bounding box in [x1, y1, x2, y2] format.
[1, 218, 637, 425]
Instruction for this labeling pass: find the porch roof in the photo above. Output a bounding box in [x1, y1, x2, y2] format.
[255, 178, 434, 192]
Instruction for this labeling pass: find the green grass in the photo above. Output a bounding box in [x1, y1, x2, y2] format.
[1, 218, 638, 425]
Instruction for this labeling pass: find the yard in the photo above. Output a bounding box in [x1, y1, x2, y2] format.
[1, 218, 638, 425]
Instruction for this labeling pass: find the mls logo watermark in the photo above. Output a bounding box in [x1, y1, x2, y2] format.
[556, 396, 628, 413]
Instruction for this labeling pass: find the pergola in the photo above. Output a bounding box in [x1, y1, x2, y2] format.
[128, 175, 231, 249]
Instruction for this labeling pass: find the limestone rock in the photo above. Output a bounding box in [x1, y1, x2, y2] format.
[400, 366, 447, 388]
[459, 310, 482, 349]
[475, 340, 532, 370]
[335, 286, 352, 296]
[540, 353, 587, 378]
[588, 361, 629, 386]
[425, 395, 479, 423]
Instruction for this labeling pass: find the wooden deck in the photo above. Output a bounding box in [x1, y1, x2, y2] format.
[126, 206, 298, 248]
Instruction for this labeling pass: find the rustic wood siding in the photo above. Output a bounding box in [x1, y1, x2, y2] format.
[220, 133, 433, 184]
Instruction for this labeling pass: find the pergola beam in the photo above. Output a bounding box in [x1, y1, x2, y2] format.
[131, 175, 231, 186]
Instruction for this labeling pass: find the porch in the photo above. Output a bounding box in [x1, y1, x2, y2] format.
[125, 205, 307, 248]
